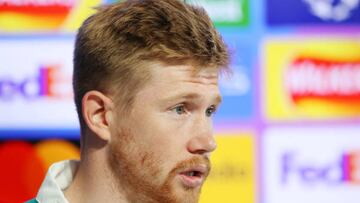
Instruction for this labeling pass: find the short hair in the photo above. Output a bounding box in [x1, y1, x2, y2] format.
[73, 0, 230, 133]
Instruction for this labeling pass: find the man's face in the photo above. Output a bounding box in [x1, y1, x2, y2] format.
[108, 63, 221, 203]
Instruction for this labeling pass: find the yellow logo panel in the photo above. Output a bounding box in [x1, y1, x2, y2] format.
[264, 37, 360, 121]
[200, 133, 256, 203]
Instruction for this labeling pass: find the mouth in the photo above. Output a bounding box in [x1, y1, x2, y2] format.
[178, 165, 208, 188]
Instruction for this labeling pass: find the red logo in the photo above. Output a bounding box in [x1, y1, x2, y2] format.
[285, 57, 360, 104]
[0, 0, 76, 30]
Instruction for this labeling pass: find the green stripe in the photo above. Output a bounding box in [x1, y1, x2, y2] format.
[24, 199, 38, 203]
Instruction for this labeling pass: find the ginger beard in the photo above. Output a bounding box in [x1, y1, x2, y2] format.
[107, 127, 211, 203]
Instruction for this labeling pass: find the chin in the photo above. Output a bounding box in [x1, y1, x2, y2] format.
[169, 181, 202, 203]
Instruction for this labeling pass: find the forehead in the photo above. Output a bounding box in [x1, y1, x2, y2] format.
[150, 63, 219, 85]
[135, 63, 221, 102]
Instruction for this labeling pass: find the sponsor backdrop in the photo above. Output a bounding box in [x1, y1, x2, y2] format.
[0, 0, 102, 33]
[0, 0, 359, 202]
[263, 126, 360, 203]
[263, 37, 360, 121]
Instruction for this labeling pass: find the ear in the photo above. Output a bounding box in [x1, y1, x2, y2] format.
[82, 90, 114, 142]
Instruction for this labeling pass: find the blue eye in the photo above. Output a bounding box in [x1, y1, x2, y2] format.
[205, 106, 216, 117]
[174, 105, 186, 115]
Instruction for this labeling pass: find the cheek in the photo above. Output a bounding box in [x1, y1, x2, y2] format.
[133, 126, 187, 176]
[131, 113, 185, 148]
[139, 130, 178, 164]
[128, 108, 193, 168]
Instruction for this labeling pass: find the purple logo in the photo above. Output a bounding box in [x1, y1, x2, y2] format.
[0, 64, 71, 100]
[281, 151, 360, 185]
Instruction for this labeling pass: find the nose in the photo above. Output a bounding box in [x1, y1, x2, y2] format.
[187, 120, 217, 155]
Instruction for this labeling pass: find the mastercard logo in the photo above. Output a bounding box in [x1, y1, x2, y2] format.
[0, 0, 75, 32]
[0, 139, 80, 203]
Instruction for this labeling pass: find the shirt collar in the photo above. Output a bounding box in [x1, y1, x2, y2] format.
[36, 160, 79, 203]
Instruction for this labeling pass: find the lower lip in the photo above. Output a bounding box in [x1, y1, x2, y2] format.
[179, 174, 204, 188]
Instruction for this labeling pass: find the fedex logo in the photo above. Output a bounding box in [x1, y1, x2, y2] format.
[0, 64, 72, 101]
[281, 151, 360, 185]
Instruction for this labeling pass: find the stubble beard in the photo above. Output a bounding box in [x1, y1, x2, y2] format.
[107, 128, 210, 203]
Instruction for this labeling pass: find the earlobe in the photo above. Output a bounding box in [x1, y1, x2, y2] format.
[82, 91, 113, 141]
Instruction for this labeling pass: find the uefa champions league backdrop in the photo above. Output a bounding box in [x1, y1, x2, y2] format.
[0, 0, 360, 202]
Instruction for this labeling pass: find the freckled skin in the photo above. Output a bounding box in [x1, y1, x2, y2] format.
[108, 63, 221, 203]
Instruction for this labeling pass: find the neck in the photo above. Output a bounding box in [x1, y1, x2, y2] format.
[64, 147, 128, 203]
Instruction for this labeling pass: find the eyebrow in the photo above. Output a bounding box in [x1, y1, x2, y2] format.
[162, 92, 222, 105]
